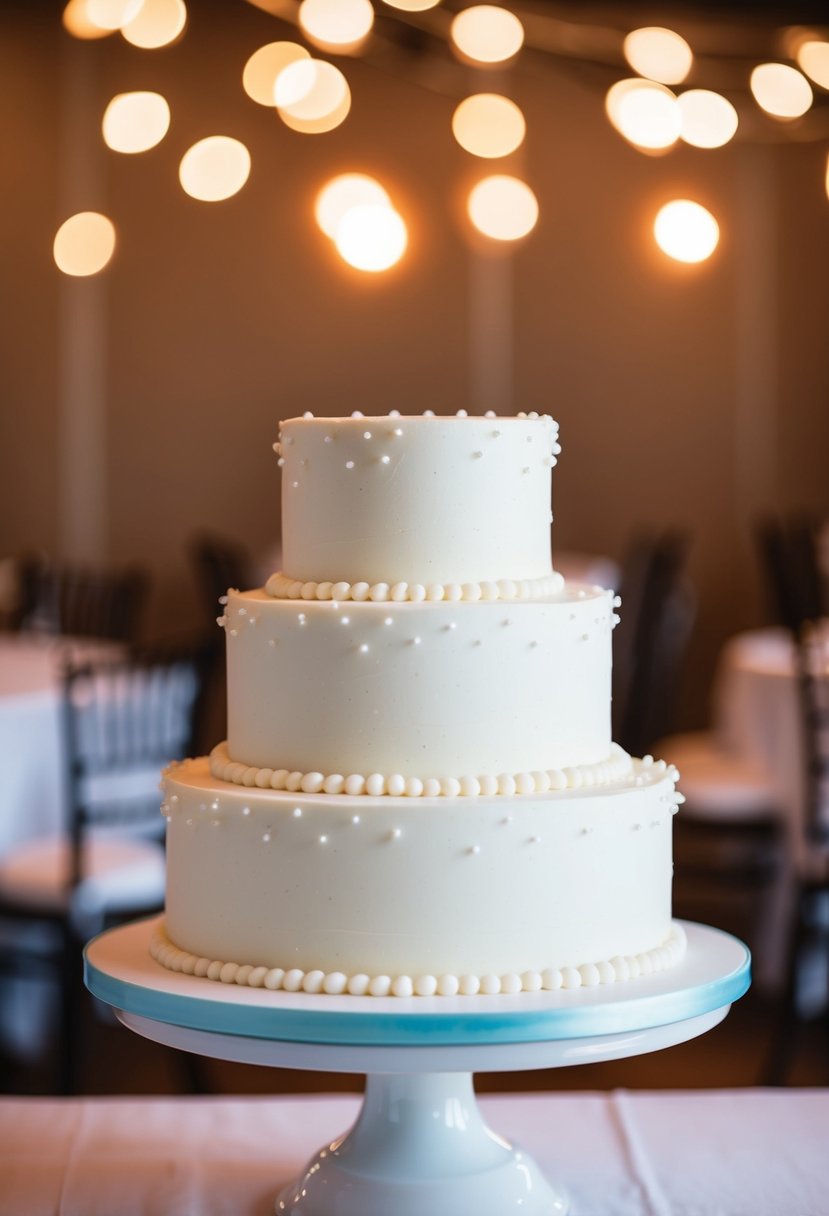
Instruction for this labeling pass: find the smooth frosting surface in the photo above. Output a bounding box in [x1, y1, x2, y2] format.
[162, 757, 680, 980]
[223, 584, 614, 778]
[277, 414, 559, 586]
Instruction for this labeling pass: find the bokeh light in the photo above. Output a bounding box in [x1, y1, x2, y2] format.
[452, 94, 525, 158]
[334, 204, 407, 272]
[451, 6, 524, 66]
[623, 27, 692, 85]
[53, 212, 116, 276]
[121, 0, 187, 48]
[86, 0, 143, 30]
[276, 60, 351, 134]
[243, 42, 309, 107]
[678, 89, 738, 148]
[102, 92, 170, 153]
[63, 0, 114, 39]
[654, 200, 719, 263]
[178, 136, 251, 201]
[315, 174, 392, 239]
[467, 175, 538, 241]
[382, 0, 440, 9]
[750, 63, 813, 118]
[607, 79, 681, 150]
[298, 0, 374, 51]
[795, 41, 829, 91]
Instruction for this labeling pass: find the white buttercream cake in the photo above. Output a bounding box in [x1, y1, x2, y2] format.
[153, 411, 686, 996]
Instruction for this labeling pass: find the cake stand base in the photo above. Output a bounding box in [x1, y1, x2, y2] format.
[85, 918, 749, 1216]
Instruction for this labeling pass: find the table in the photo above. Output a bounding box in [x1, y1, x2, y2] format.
[0, 635, 119, 855]
[0, 1090, 826, 1215]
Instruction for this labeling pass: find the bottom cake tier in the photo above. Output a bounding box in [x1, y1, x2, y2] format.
[155, 755, 685, 996]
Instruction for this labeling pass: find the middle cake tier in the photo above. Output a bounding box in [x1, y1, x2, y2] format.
[221, 583, 614, 780]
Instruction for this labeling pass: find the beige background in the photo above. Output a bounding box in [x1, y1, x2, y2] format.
[1, 1, 828, 725]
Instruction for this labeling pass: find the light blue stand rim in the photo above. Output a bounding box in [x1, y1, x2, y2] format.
[84, 917, 750, 1048]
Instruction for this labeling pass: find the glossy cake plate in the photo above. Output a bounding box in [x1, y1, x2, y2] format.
[85, 917, 750, 1215]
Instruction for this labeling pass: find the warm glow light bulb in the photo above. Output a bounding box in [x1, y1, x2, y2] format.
[623, 27, 692, 85]
[382, 0, 440, 9]
[467, 175, 538, 241]
[750, 63, 813, 118]
[121, 0, 186, 48]
[315, 174, 392, 239]
[334, 204, 407, 272]
[298, 0, 374, 50]
[63, 0, 114, 39]
[654, 200, 719, 263]
[179, 136, 251, 201]
[87, 0, 143, 30]
[452, 94, 525, 158]
[102, 92, 170, 153]
[451, 6, 524, 66]
[678, 89, 738, 148]
[796, 40, 829, 90]
[608, 79, 681, 149]
[243, 42, 309, 107]
[276, 60, 351, 133]
[53, 212, 116, 276]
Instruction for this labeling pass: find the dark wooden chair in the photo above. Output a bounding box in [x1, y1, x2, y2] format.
[0, 642, 212, 1093]
[765, 621, 829, 1084]
[757, 514, 825, 633]
[13, 554, 149, 643]
[188, 533, 254, 629]
[612, 530, 695, 758]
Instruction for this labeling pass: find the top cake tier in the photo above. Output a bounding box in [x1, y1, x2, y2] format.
[276, 412, 560, 586]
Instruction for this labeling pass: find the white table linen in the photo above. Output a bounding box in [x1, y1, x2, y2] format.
[0, 1090, 827, 1215]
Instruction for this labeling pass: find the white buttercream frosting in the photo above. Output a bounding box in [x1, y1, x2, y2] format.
[150, 920, 687, 995]
[207, 739, 636, 797]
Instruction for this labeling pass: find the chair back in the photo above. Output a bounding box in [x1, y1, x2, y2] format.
[15, 554, 148, 643]
[61, 644, 211, 890]
[757, 515, 824, 633]
[613, 530, 694, 757]
[189, 533, 253, 628]
[795, 623, 829, 854]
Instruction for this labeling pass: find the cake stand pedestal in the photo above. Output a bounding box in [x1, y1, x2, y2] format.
[85, 918, 749, 1216]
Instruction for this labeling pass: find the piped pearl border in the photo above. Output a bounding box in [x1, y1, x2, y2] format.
[264, 571, 566, 604]
[208, 741, 641, 797]
[150, 922, 687, 996]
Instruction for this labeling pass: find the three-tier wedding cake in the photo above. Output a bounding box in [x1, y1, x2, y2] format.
[151, 411, 685, 997]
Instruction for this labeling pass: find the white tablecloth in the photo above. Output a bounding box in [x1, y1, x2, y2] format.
[0, 1090, 826, 1215]
[0, 636, 119, 855]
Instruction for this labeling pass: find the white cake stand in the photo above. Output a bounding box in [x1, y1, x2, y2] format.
[85, 917, 749, 1216]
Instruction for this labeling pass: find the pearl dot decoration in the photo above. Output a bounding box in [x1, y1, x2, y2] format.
[266, 571, 566, 603]
[208, 741, 640, 797]
[150, 922, 688, 996]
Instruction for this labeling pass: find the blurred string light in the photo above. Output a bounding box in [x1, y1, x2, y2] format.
[334, 204, 408, 271]
[315, 174, 391, 237]
[654, 200, 719, 263]
[451, 6, 524, 66]
[243, 42, 309, 107]
[623, 27, 692, 85]
[678, 89, 738, 148]
[298, 0, 374, 53]
[467, 175, 538, 241]
[750, 63, 813, 118]
[102, 91, 170, 153]
[275, 59, 351, 133]
[452, 94, 525, 158]
[606, 79, 681, 151]
[796, 40, 829, 90]
[121, 0, 187, 49]
[179, 136, 251, 201]
[86, 0, 143, 31]
[62, 0, 113, 38]
[381, 0, 440, 9]
[53, 212, 116, 276]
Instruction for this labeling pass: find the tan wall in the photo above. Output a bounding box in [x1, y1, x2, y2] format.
[1, 3, 828, 725]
